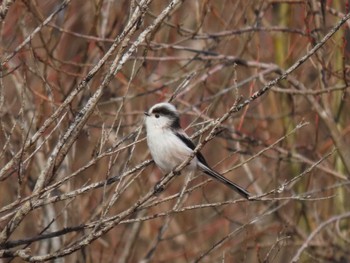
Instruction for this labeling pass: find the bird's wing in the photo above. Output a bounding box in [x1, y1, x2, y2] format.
[174, 131, 250, 199]
[174, 131, 209, 166]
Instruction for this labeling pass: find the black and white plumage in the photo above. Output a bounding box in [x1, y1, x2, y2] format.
[144, 102, 250, 199]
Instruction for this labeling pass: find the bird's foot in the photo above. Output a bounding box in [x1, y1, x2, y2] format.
[173, 170, 181, 176]
[153, 182, 165, 194]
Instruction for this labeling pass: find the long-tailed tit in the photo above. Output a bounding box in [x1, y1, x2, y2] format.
[144, 102, 250, 199]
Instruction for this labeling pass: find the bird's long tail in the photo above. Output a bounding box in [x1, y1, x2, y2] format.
[198, 162, 250, 199]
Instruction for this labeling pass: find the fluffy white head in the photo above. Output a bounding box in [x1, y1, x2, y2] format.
[144, 102, 180, 131]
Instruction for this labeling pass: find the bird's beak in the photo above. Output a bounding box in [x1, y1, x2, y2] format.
[144, 111, 150, 117]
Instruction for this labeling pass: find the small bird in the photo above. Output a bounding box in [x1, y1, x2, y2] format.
[144, 102, 250, 199]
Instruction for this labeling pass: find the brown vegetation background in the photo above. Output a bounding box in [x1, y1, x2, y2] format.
[0, 0, 350, 262]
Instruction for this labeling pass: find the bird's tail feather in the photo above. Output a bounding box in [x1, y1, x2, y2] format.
[198, 162, 250, 199]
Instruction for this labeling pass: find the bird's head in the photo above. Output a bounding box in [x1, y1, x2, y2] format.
[144, 102, 181, 130]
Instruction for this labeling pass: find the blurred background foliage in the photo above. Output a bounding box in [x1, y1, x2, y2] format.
[0, 0, 349, 262]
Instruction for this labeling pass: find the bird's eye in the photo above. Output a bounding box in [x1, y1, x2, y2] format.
[155, 114, 160, 118]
